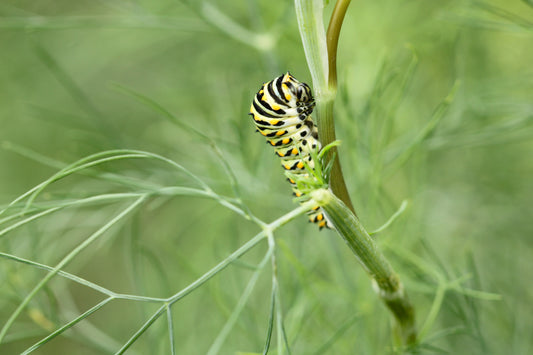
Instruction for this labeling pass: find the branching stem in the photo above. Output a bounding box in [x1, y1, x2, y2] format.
[296, 0, 418, 346]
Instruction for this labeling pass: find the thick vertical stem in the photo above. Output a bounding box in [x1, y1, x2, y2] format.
[312, 189, 417, 345]
[295, 0, 417, 346]
[316, 0, 356, 215]
[315, 98, 356, 215]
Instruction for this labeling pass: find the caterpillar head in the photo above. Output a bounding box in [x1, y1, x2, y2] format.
[282, 72, 314, 105]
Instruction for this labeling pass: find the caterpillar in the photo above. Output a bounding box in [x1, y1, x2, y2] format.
[249, 72, 333, 230]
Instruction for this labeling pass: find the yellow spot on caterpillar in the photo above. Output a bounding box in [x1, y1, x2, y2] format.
[283, 164, 291, 170]
[269, 141, 276, 146]
[296, 162, 305, 169]
[259, 89, 264, 94]
[278, 151, 285, 157]
[281, 138, 290, 144]
[270, 119, 279, 125]
[272, 104, 280, 110]
[275, 130, 285, 136]
[285, 94, 292, 101]
[289, 178, 296, 184]
[260, 130, 268, 136]
[318, 221, 327, 228]
[291, 148, 298, 155]
[316, 214, 324, 221]
[312, 206, 320, 211]
[295, 192, 302, 197]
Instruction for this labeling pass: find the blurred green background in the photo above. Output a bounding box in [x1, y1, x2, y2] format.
[1, 0, 532, 354]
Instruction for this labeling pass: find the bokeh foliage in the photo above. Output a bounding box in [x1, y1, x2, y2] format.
[1, 0, 532, 353]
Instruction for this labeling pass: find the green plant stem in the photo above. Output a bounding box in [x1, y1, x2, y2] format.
[297, 0, 417, 346]
[312, 189, 417, 345]
[316, 98, 356, 215]
[317, 0, 355, 215]
[326, 0, 351, 89]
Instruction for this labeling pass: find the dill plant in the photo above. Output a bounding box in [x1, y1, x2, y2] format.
[1, 0, 531, 354]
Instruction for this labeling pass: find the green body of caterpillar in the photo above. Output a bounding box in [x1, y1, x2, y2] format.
[249, 72, 332, 230]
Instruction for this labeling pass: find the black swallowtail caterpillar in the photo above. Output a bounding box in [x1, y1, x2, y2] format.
[249, 72, 333, 230]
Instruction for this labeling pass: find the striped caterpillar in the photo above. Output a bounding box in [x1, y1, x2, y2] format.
[249, 72, 332, 230]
